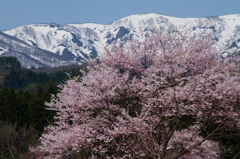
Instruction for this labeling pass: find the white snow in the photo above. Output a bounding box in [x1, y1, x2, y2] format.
[0, 47, 6, 55]
[2, 13, 240, 67]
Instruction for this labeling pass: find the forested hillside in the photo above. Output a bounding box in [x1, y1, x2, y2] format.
[0, 56, 83, 158]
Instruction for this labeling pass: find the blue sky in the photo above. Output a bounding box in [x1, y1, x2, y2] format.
[0, 0, 240, 31]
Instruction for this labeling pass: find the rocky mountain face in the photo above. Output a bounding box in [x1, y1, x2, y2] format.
[1, 13, 240, 68]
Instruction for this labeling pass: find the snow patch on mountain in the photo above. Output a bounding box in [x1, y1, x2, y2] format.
[2, 13, 240, 68]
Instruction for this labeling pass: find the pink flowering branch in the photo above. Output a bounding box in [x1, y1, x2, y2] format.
[31, 30, 240, 158]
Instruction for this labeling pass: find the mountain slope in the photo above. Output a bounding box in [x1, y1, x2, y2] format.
[2, 13, 240, 68]
[0, 31, 80, 68]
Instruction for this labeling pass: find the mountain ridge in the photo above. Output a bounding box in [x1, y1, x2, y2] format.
[1, 13, 240, 68]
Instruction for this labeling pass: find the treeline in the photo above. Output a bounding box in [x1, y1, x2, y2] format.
[2, 69, 67, 90]
[0, 57, 82, 91]
[0, 86, 55, 133]
[0, 56, 82, 158]
[0, 56, 21, 70]
[0, 87, 56, 158]
[0, 57, 81, 90]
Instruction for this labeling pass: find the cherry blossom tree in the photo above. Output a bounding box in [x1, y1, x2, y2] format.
[31, 31, 240, 159]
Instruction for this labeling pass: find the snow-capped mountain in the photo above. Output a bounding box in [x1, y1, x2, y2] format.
[1, 13, 240, 68]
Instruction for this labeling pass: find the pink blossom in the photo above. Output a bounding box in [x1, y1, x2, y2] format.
[31, 31, 240, 158]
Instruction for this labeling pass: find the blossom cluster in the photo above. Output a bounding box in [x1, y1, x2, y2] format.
[31, 31, 240, 158]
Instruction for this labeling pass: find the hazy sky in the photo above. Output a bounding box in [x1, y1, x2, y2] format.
[0, 0, 240, 31]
